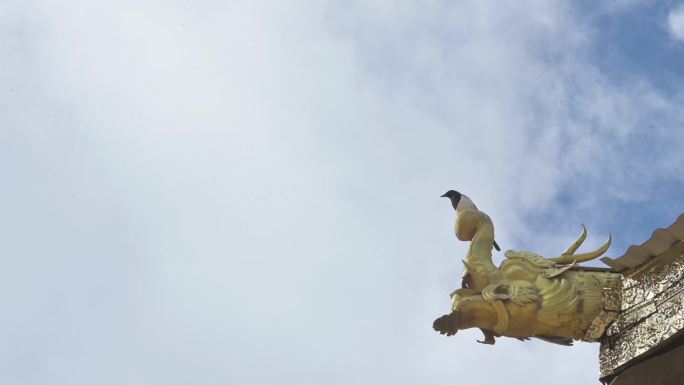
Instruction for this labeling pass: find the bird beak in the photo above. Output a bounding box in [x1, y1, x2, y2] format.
[440, 193, 448, 198]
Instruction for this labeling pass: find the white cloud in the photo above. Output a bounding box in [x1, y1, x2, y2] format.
[668, 4, 684, 41]
[1, 1, 683, 384]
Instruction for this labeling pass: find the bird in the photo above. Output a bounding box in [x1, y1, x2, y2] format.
[441, 190, 501, 251]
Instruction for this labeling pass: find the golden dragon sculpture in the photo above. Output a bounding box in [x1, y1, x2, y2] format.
[433, 207, 622, 345]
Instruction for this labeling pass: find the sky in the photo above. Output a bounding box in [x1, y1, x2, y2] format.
[2, 1, 684, 384]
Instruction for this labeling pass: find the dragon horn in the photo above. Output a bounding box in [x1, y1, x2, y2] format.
[548, 234, 611, 264]
[561, 225, 587, 256]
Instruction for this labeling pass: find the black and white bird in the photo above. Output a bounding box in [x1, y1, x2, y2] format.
[441, 190, 501, 251]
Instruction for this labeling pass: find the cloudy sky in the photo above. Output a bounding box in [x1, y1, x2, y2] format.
[3, 1, 684, 384]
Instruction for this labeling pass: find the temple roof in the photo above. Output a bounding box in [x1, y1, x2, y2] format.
[601, 213, 684, 272]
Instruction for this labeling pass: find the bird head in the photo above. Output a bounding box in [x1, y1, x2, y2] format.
[440, 190, 460, 198]
[441, 189, 461, 202]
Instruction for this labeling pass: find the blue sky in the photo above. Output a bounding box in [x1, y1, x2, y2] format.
[2, 1, 684, 384]
[582, 1, 684, 92]
[520, 0, 684, 255]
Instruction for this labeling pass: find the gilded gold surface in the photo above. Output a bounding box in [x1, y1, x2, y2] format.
[599, 243, 684, 378]
[584, 309, 618, 341]
[434, 207, 684, 378]
[433, 209, 621, 345]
